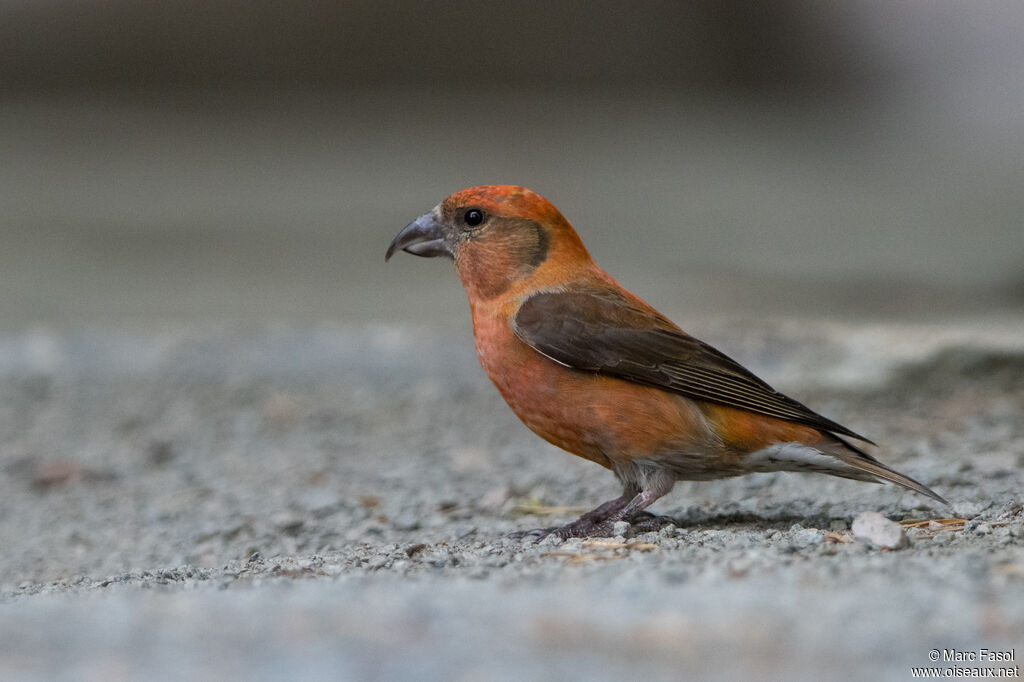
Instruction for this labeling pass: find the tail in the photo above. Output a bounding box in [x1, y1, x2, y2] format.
[828, 435, 948, 505]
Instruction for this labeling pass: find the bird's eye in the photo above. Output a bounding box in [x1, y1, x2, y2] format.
[464, 209, 484, 226]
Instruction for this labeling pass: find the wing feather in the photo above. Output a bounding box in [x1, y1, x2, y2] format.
[512, 290, 873, 444]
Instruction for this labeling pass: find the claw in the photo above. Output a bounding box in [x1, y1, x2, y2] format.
[506, 527, 556, 541]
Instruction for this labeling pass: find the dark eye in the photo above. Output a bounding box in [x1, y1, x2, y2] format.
[464, 209, 484, 226]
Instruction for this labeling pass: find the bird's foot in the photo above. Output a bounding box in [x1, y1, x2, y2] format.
[507, 490, 673, 541]
[506, 516, 617, 541]
[507, 493, 635, 541]
[623, 510, 678, 534]
[506, 512, 676, 541]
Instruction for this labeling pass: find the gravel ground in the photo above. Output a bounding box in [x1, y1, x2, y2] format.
[1, 317, 1023, 680]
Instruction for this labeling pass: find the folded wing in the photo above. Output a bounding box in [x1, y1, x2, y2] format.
[512, 289, 874, 444]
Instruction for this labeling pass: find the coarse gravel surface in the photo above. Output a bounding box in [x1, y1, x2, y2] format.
[1, 317, 1023, 681]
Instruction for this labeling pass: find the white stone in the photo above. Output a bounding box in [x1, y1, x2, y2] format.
[851, 511, 910, 550]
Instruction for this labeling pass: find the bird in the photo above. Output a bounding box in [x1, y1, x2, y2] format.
[386, 185, 946, 538]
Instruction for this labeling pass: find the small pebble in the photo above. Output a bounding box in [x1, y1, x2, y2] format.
[851, 511, 910, 550]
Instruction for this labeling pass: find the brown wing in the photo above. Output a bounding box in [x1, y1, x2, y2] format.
[512, 290, 874, 444]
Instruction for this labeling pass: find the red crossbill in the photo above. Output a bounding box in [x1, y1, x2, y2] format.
[386, 185, 946, 538]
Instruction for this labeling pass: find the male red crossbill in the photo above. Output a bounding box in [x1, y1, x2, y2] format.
[386, 185, 946, 538]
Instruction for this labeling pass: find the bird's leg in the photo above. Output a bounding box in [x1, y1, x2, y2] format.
[509, 489, 670, 540]
[611, 490, 678, 534]
[574, 493, 635, 523]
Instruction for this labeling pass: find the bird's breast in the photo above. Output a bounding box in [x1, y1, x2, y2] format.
[469, 303, 713, 470]
[472, 308, 607, 464]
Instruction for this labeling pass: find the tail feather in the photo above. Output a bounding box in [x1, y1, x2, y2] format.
[828, 436, 948, 505]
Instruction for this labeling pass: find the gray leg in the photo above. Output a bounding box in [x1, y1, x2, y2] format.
[509, 488, 670, 540]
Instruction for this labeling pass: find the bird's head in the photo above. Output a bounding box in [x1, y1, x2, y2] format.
[386, 185, 591, 298]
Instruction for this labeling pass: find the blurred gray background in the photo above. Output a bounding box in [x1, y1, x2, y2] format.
[2, 0, 1022, 330]
[3, 6, 1024, 680]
